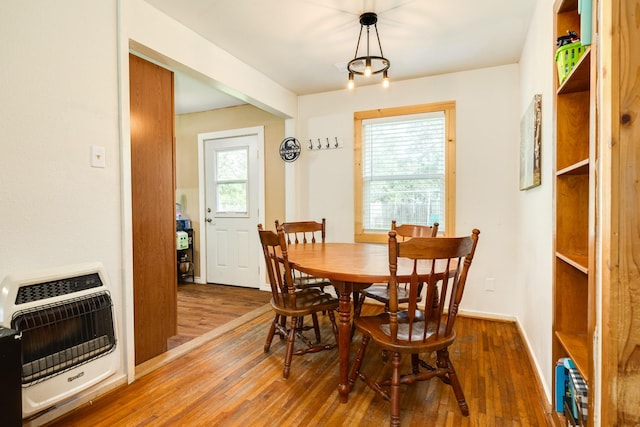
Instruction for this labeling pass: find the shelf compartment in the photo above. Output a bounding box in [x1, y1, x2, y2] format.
[556, 174, 589, 256]
[555, 331, 589, 383]
[558, 48, 591, 94]
[554, 257, 589, 335]
[556, 91, 590, 171]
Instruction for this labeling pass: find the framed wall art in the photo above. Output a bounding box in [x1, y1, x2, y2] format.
[520, 94, 542, 190]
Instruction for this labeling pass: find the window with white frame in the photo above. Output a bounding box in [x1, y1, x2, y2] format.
[354, 102, 455, 243]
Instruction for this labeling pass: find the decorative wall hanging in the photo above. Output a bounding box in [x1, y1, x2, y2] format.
[279, 137, 301, 162]
[520, 94, 542, 190]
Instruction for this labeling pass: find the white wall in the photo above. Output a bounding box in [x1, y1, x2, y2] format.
[516, 0, 555, 403]
[295, 65, 523, 319]
[0, 2, 121, 297]
[0, 2, 126, 421]
[0, 1, 298, 424]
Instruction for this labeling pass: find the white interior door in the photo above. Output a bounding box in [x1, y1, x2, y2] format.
[202, 127, 264, 287]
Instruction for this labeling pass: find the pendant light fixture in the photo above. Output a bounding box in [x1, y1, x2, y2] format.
[347, 12, 390, 89]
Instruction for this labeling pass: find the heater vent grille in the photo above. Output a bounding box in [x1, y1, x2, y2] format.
[11, 291, 116, 385]
[15, 273, 103, 305]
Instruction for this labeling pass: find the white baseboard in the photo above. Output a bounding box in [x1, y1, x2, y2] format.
[513, 318, 553, 405]
[458, 308, 517, 322]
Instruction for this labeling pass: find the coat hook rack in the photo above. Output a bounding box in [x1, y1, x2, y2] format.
[305, 136, 343, 150]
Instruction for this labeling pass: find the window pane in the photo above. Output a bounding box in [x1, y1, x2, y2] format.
[364, 178, 444, 230]
[216, 147, 248, 214]
[216, 183, 247, 213]
[362, 112, 445, 232]
[217, 149, 247, 181]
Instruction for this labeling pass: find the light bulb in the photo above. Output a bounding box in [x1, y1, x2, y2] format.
[348, 73, 355, 90]
[364, 58, 372, 77]
[382, 70, 389, 88]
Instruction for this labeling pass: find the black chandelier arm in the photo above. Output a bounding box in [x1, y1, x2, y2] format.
[347, 56, 390, 75]
[353, 26, 364, 59]
[374, 23, 385, 58]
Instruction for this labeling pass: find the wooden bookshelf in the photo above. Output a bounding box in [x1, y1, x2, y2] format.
[552, 0, 595, 425]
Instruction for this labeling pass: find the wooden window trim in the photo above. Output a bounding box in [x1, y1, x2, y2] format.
[354, 101, 456, 243]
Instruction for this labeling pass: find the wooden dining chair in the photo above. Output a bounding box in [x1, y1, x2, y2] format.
[258, 224, 339, 379]
[274, 218, 332, 292]
[348, 228, 480, 426]
[356, 221, 439, 314]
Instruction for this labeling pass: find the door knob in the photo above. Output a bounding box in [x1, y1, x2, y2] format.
[205, 217, 213, 223]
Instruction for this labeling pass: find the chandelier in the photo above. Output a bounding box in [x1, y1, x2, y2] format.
[347, 12, 390, 89]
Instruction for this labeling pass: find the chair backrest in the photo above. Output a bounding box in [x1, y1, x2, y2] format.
[257, 224, 297, 307]
[391, 220, 439, 240]
[275, 218, 326, 244]
[386, 229, 480, 343]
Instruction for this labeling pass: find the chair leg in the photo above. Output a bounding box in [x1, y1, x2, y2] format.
[327, 309, 339, 341]
[283, 317, 299, 379]
[264, 314, 279, 352]
[390, 352, 402, 427]
[348, 334, 370, 388]
[411, 353, 420, 374]
[279, 315, 287, 340]
[437, 349, 469, 416]
[411, 352, 435, 372]
[311, 313, 321, 343]
[351, 292, 365, 338]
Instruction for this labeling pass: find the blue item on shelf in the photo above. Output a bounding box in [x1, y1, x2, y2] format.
[555, 358, 569, 412]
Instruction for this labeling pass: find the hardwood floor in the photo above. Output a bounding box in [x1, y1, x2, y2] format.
[48, 286, 553, 427]
[168, 283, 272, 349]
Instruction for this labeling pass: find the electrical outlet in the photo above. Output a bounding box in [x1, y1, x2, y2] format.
[91, 145, 106, 168]
[485, 277, 495, 292]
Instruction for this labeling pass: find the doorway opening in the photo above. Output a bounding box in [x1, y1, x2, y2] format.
[198, 127, 265, 288]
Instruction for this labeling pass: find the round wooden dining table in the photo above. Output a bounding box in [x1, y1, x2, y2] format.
[285, 241, 441, 403]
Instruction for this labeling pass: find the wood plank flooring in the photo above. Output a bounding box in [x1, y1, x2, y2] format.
[168, 283, 272, 349]
[47, 286, 553, 426]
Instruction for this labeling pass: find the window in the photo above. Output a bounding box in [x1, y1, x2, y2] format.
[215, 147, 249, 215]
[354, 102, 456, 243]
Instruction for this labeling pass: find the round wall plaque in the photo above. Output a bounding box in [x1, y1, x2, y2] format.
[279, 137, 301, 162]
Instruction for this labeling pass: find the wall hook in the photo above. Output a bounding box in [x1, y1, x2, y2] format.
[326, 138, 330, 149]
[308, 139, 313, 150]
[334, 137, 339, 148]
[317, 138, 322, 149]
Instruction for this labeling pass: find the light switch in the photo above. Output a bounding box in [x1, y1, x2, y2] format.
[91, 145, 106, 168]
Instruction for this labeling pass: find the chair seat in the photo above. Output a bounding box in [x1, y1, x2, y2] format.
[271, 289, 338, 316]
[362, 284, 416, 304]
[354, 312, 456, 354]
[293, 275, 331, 289]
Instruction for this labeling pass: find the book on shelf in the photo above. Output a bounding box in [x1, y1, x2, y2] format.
[555, 357, 588, 424]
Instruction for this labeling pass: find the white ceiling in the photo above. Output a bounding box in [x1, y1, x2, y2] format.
[147, 0, 537, 114]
